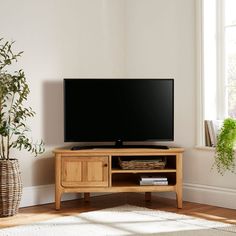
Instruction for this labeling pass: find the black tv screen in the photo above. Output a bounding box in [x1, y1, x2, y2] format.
[64, 79, 174, 143]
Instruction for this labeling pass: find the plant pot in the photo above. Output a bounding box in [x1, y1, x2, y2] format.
[0, 159, 23, 217]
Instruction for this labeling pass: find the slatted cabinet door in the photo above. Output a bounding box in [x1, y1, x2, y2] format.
[61, 157, 109, 187]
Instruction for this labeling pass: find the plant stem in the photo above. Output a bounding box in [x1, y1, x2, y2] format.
[0, 89, 3, 159]
[6, 133, 10, 160]
[0, 140, 2, 159]
[1, 136, 6, 159]
[6, 93, 15, 160]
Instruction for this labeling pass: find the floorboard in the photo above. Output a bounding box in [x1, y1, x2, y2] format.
[0, 193, 236, 228]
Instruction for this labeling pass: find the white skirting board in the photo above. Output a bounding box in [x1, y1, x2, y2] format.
[20, 183, 236, 209]
[155, 183, 236, 210]
[19, 184, 109, 208]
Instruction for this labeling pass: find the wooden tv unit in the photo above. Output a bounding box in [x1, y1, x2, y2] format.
[54, 148, 184, 210]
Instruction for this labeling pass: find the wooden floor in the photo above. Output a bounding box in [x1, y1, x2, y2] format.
[1, 193, 236, 228]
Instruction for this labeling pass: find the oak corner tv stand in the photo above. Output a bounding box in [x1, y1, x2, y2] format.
[53, 148, 184, 210]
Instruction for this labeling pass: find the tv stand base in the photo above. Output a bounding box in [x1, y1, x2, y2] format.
[54, 147, 184, 210]
[71, 144, 169, 150]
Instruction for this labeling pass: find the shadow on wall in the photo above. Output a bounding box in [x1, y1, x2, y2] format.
[42, 80, 114, 151]
[32, 155, 55, 186]
[43, 80, 64, 146]
[30, 80, 64, 186]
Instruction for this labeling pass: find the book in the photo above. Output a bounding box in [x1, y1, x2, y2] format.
[141, 178, 168, 182]
[205, 120, 223, 147]
[140, 180, 168, 186]
[153, 181, 168, 185]
[204, 120, 211, 146]
[140, 179, 168, 183]
[140, 174, 167, 181]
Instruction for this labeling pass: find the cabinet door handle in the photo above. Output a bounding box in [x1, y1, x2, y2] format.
[104, 163, 108, 167]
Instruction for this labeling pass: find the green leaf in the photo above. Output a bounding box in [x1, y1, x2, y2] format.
[0, 38, 45, 159]
[214, 118, 236, 175]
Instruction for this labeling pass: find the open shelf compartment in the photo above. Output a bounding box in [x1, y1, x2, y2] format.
[111, 155, 176, 171]
[111, 172, 176, 187]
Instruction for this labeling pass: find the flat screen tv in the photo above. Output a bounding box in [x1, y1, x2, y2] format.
[64, 79, 174, 148]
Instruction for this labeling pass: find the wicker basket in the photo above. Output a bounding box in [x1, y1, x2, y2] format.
[118, 157, 166, 170]
[0, 159, 23, 217]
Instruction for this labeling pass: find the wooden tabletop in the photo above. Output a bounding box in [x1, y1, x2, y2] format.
[53, 147, 184, 155]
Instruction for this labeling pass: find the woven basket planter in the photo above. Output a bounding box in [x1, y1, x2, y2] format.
[0, 159, 23, 217]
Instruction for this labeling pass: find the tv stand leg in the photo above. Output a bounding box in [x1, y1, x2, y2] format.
[145, 192, 151, 202]
[84, 193, 90, 202]
[176, 191, 182, 209]
[176, 153, 183, 208]
[55, 191, 62, 210]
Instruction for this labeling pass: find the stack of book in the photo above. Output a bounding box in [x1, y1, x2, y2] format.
[139, 174, 168, 186]
[205, 120, 223, 147]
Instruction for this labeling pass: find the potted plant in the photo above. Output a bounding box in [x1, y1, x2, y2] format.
[0, 38, 44, 217]
[214, 117, 236, 175]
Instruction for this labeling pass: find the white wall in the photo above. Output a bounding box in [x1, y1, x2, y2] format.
[1, 0, 236, 209]
[125, 0, 236, 209]
[125, 0, 196, 148]
[0, 0, 125, 187]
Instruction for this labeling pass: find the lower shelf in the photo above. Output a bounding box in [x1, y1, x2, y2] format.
[63, 185, 176, 193]
[112, 172, 176, 188]
[111, 168, 176, 173]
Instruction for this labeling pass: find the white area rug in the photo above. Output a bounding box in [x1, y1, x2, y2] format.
[0, 204, 236, 236]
